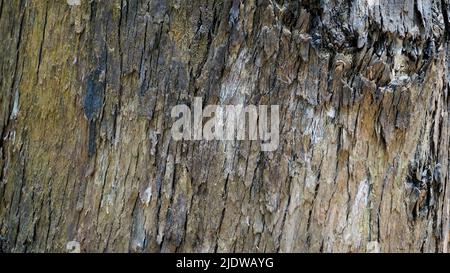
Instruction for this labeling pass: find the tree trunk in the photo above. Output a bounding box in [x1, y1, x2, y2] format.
[0, 0, 449, 253]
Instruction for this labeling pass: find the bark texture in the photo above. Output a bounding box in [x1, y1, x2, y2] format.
[0, 0, 449, 253]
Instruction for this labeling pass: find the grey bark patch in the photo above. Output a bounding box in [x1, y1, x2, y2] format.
[83, 68, 105, 157]
[83, 69, 105, 121]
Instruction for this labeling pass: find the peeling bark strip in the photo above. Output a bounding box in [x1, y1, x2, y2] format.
[0, 0, 449, 253]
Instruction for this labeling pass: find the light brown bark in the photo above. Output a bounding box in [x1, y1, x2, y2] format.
[0, 0, 449, 253]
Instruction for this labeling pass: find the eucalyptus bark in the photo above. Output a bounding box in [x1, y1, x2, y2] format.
[0, 0, 449, 253]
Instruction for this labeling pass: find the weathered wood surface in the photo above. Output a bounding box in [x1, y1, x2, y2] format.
[0, 0, 449, 252]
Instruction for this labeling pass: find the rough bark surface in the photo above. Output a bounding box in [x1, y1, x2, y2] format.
[0, 0, 449, 253]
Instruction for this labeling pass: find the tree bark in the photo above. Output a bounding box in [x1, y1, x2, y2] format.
[0, 0, 449, 253]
